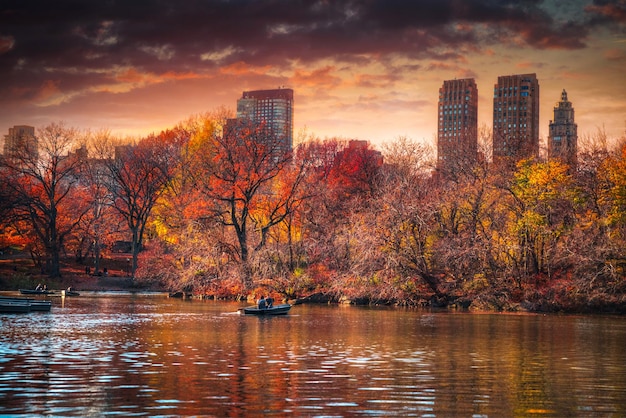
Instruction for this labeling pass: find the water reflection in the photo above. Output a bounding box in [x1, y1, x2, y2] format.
[0, 297, 625, 416]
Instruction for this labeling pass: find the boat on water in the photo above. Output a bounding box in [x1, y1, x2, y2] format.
[19, 288, 55, 295]
[0, 300, 31, 313]
[62, 289, 80, 297]
[240, 303, 292, 315]
[0, 296, 52, 313]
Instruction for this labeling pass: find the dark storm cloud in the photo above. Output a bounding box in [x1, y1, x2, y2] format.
[585, 0, 626, 28]
[0, 0, 596, 102]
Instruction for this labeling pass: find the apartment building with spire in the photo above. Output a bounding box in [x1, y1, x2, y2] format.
[548, 89, 577, 168]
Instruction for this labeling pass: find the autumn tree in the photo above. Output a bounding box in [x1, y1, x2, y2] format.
[193, 118, 299, 288]
[292, 138, 384, 281]
[430, 126, 504, 285]
[103, 129, 184, 277]
[372, 137, 443, 299]
[328, 139, 383, 198]
[146, 112, 229, 291]
[0, 123, 89, 277]
[594, 138, 626, 283]
[68, 130, 127, 275]
[505, 159, 577, 281]
[600, 139, 626, 231]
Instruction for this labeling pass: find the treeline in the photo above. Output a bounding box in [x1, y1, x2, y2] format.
[1, 113, 625, 311]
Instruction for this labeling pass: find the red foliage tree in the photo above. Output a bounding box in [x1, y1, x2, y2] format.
[0, 123, 89, 277]
[104, 128, 185, 277]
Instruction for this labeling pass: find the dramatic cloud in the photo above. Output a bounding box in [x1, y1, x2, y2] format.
[0, 0, 595, 77]
[0, 0, 624, 145]
[585, 0, 626, 25]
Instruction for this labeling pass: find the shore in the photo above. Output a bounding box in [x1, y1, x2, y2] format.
[0, 252, 159, 293]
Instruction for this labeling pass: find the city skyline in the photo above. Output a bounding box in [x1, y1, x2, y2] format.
[0, 1, 624, 149]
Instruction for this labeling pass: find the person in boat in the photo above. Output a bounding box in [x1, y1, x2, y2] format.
[265, 297, 274, 308]
[35, 283, 42, 291]
[257, 296, 267, 309]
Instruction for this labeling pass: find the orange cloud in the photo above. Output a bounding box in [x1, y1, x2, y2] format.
[426, 62, 457, 71]
[219, 61, 273, 75]
[160, 71, 204, 81]
[116, 68, 145, 84]
[585, 4, 626, 23]
[290, 66, 341, 88]
[113, 67, 204, 89]
[353, 73, 396, 88]
[35, 80, 62, 102]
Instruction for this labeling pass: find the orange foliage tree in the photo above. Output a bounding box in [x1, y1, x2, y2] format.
[0, 123, 90, 277]
[103, 129, 185, 277]
[193, 119, 303, 288]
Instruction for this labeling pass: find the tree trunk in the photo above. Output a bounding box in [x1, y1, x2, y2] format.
[94, 238, 102, 274]
[130, 227, 140, 278]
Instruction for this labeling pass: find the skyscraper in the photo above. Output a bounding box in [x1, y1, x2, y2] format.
[548, 89, 577, 168]
[492, 74, 540, 165]
[235, 88, 294, 153]
[2, 125, 37, 162]
[437, 78, 478, 174]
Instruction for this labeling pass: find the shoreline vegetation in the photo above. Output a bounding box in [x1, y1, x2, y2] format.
[1, 122, 625, 314]
[1, 252, 624, 314]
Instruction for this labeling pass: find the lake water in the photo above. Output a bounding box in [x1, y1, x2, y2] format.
[0, 294, 625, 417]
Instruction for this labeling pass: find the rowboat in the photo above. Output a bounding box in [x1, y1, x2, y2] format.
[240, 303, 292, 315]
[0, 296, 52, 313]
[19, 289, 55, 295]
[62, 290, 80, 297]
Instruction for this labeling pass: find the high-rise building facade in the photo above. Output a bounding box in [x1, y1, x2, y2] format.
[437, 78, 478, 174]
[2, 125, 37, 162]
[492, 74, 540, 165]
[235, 88, 294, 153]
[548, 89, 577, 168]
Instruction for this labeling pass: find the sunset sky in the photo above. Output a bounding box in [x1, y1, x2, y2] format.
[1, 0, 625, 150]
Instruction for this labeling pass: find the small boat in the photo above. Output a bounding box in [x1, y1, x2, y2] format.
[240, 303, 292, 315]
[62, 289, 80, 297]
[19, 288, 55, 295]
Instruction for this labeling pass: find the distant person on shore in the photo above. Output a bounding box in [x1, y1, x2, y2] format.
[257, 296, 267, 309]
